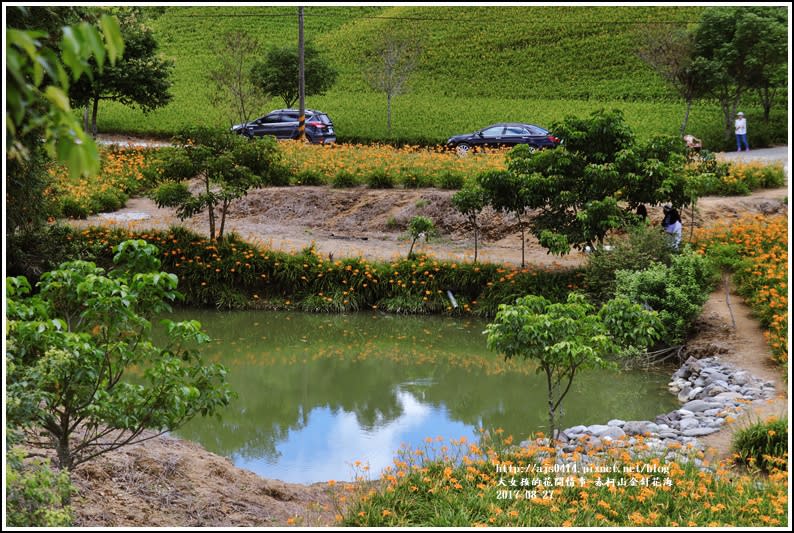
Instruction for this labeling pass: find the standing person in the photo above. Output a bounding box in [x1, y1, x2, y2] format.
[735, 112, 749, 152]
[661, 205, 682, 250]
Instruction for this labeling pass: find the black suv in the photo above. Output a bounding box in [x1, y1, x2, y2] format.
[231, 109, 336, 144]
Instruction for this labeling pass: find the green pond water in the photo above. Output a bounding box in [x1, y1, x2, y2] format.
[161, 310, 678, 484]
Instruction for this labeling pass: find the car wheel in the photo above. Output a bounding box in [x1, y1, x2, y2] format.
[456, 143, 472, 156]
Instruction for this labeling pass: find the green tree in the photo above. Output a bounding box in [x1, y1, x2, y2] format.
[152, 128, 283, 241]
[69, 14, 173, 137]
[250, 42, 338, 109]
[477, 170, 532, 267]
[5, 449, 73, 526]
[406, 216, 436, 259]
[502, 109, 691, 255]
[692, 7, 788, 140]
[636, 24, 711, 135]
[6, 240, 233, 471]
[363, 29, 422, 135]
[451, 185, 487, 263]
[208, 30, 266, 127]
[485, 293, 661, 442]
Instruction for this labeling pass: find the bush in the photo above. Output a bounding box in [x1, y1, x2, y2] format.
[89, 189, 127, 213]
[332, 170, 359, 188]
[437, 171, 465, 189]
[585, 224, 675, 303]
[152, 181, 191, 207]
[613, 249, 716, 344]
[732, 418, 788, 473]
[59, 198, 88, 220]
[293, 169, 325, 186]
[367, 169, 394, 189]
[5, 449, 73, 527]
[399, 170, 435, 189]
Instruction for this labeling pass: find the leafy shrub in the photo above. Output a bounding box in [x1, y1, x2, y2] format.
[152, 181, 191, 207]
[89, 189, 127, 213]
[585, 224, 675, 303]
[367, 169, 394, 189]
[437, 171, 465, 189]
[5, 449, 73, 527]
[732, 418, 788, 473]
[399, 170, 435, 189]
[613, 249, 716, 344]
[59, 198, 88, 220]
[293, 169, 326, 186]
[332, 170, 359, 188]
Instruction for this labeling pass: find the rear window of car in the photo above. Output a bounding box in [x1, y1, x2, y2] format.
[311, 114, 332, 124]
[528, 126, 549, 135]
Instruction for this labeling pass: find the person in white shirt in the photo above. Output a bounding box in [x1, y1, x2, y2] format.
[735, 112, 749, 152]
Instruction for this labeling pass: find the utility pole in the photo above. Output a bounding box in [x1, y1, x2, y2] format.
[298, 6, 305, 141]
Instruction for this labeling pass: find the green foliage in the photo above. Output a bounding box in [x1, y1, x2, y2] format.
[207, 30, 265, 126]
[250, 41, 338, 108]
[88, 189, 128, 213]
[5, 449, 73, 527]
[366, 169, 395, 189]
[64, 226, 583, 317]
[332, 170, 360, 188]
[613, 249, 716, 344]
[151, 127, 282, 240]
[6, 7, 123, 178]
[153, 181, 191, 207]
[59, 198, 89, 220]
[584, 223, 675, 303]
[477, 169, 533, 266]
[406, 216, 436, 258]
[485, 292, 660, 439]
[5, 240, 233, 470]
[693, 7, 788, 138]
[69, 13, 174, 135]
[451, 185, 487, 262]
[503, 110, 692, 255]
[732, 418, 788, 473]
[293, 169, 326, 186]
[436, 171, 465, 190]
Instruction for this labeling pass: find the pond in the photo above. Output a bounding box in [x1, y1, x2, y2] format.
[161, 310, 678, 484]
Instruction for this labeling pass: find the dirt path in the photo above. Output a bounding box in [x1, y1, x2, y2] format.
[686, 284, 789, 464]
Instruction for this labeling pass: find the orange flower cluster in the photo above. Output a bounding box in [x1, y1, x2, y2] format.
[46, 146, 152, 212]
[279, 140, 507, 186]
[337, 428, 788, 526]
[694, 214, 788, 364]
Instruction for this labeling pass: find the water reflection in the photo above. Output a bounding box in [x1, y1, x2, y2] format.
[163, 310, 677, 483]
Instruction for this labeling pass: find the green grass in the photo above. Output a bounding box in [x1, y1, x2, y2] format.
[92, 6, 787, 148]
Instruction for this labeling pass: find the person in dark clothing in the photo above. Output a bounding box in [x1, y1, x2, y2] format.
[661, 205, 682, 250]
[635, 204, 648, 222]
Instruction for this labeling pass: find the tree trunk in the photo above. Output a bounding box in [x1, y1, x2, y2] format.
[408, 236, 417, 258]
[473, 215, 479, 263]
[517, 212, 525, 268]
[218, 199, 230, 240]
[205, 178, 216, 240]
[680, 98, 692, 136]
[83, 106, 90, 134]
[91, 96, 100, 138]
[386, 93, 392, 135]
[545, 368, 556, 445]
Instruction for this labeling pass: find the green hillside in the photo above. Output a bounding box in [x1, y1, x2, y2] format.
[94, 5, 785, 147]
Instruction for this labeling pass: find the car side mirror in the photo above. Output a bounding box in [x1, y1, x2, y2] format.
[477, 132, 484, 138]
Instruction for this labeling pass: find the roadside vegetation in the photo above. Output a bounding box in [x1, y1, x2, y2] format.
[91, 6, 787, 149]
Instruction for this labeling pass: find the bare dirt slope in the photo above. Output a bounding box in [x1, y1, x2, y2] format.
[71, 430, 342, 527]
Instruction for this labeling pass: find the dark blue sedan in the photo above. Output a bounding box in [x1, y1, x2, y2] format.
[446, 123, 561, 155]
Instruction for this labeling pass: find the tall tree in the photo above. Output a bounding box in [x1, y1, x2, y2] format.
[207, 30, 266, 126]
[692, 7, 788, 140]
[363, 29, 421, 135]
[69, 14, 173, 136]
[636, 24, 709, 135]
[250, 42, 337, 109]
[451, 185, 487, 263]
[502, 109, 692, 255]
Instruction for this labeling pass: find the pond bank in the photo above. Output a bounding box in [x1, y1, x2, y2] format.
[67, 288, 785, 526]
